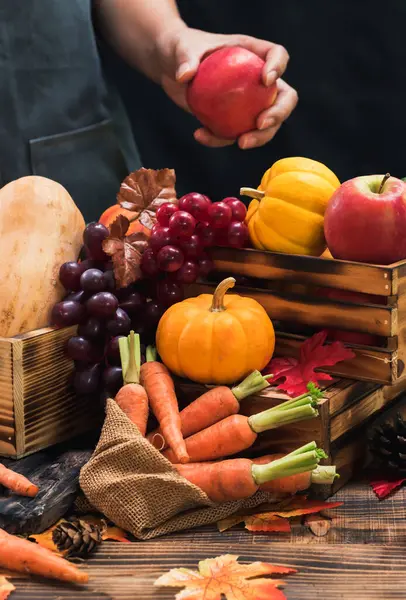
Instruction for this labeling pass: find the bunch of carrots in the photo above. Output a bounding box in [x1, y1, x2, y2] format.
[115, 332, 338, 504]
[0, 330, 336, 586]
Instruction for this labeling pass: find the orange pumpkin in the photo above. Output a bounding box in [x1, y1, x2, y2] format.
[99, 205, 151, 236]
[156, 277, 275, 385]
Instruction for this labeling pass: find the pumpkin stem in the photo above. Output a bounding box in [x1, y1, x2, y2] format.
[378, 173, 391, 194]
[210, 277, 236, 312]
[240, 187, 265, 200]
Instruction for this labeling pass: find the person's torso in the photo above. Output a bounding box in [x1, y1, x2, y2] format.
[0, 0, 139, 222]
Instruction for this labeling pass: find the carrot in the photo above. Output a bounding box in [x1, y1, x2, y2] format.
[0, 527, 88, 584]
[140, 346, 189, 464]
[174, 442, 334, 503]
[0, 463, 38, 497]
[115, 331, 149, 435]
[162, 393, 320, 463]
[253, 444, 339, 494]
[147, 370, 273, 450]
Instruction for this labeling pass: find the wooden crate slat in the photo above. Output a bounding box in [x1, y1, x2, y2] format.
[209, 247, 395, 295]
[0, 339, 16, 455]
[185, 282, 395, 337]
[0, 326, 99, 459]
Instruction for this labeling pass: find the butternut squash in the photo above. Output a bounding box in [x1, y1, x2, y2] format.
[0, 176, 85, 338]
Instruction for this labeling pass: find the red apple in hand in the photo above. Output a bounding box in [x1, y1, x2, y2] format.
[187, 47, 278, 139]
[324, 174, 406, 264]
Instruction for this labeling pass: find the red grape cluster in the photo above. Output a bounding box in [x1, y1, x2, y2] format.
[52, 222, 163, 399]
[140, 193, 248, 289]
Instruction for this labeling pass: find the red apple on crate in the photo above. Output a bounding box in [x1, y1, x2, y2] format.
[324, 174, 406, 265]
[187, 47, 277, 139]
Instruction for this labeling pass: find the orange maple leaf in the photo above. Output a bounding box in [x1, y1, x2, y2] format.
[244, 515, 291, 533]
[0, 576, 15, 600]
[154, 554, 296, 600]
[218, 496, 343, 534]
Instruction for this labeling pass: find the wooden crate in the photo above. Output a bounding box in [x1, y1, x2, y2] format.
[184, 246, 406, 385]
[0, 327, 100, 459]
[176, 376, 406, 498]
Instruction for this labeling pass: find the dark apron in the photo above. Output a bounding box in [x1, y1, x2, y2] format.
[0, 0, 141, 222]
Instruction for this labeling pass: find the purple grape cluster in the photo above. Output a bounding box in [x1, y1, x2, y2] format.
[52, 222, 164, 398]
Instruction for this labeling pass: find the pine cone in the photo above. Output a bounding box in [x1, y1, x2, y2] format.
[369, 412, 406, 475]
[52, 518, 104, 559]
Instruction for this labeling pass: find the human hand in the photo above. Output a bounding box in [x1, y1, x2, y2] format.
[156, 27, 298, 149]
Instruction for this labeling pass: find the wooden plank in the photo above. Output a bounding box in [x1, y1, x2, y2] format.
[0, 339, 16, 456]
[275, 333, 397, 384]
[208, 246, 396, 295]
[8, 528, 406, 599]
[185, 282, 396, 337]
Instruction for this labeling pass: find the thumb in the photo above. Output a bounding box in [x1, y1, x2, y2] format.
[174, 39, 201, 83]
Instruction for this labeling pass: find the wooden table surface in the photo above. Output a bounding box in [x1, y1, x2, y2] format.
[7, 479, 406, 600]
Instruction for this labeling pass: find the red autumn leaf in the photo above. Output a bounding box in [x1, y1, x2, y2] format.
[264, 330, 355, 396]
[154, 554, 296, 600]
[103, 216, 149, 288]
[244, 514, 291, 533]
[370, 478, 406, 499]
[218, 496, 342, 535]
[0, 577, 15, 600]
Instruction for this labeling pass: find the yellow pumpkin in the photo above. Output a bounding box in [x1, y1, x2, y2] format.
[156, 277, 275, 385]
[243, 157, 340, 256]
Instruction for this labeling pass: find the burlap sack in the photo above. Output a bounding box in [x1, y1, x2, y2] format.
[79, 399, 279, 540]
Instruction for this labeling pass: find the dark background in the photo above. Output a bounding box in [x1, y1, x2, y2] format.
[102, 1, 406, 199]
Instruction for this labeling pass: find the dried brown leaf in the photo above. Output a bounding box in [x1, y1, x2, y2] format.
[109, 214, 130, 238]
[103, 231, 148, 289]
[117, 168, 177, 215]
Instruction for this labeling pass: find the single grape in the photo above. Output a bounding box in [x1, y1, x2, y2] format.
[222, 198, 247, 222]
[65, 290, 87, 303]
[214, 229, 229, 247]
[227, 221, 249, 248]
[178, 193, 211, 222]
[106, 335, 125, 365]
[175, 260, 199, 284]
[143, 301, 165, 326]
[157, 280, 184, 307]
[168, 211, 196, 239]
[198, 255, 214, 278]
[141, 248, 160, 277]
[156, 203, 179, 226]
[119, 291, 145, 315]
[106, 307, 131, 336]
[65, 336, 94, 362]
[103, 270, 116, 291]
[208, 201, 232, 229]
[149, 226, 175, 254]
[80, 268, 106, 293]
[87, 292, 118, 319]
[78, 258, 98, 272]
[59, 262, 83, 291]
[156, 245, 184, 272]
[196, 221, 215, 247]
[102, 366, 123, 396]
[83, 222, 110, 261]
[78, 317, 104, 341]
[73, 364, 101, 395]
[51, 300, 86, 327]
[179, 234, 203, 259]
